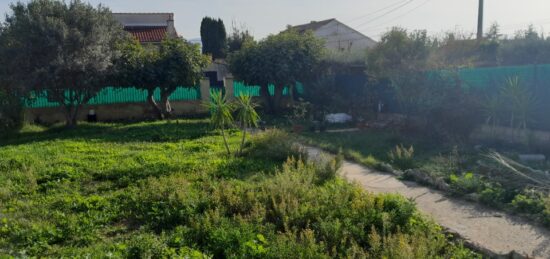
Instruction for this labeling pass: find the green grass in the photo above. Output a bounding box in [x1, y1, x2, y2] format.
[301, 129, 444, 169]
[0, 121, 477, 258]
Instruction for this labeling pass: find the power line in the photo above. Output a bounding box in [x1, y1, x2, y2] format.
[355, 0, 416, 28]
[316, 0, 428, 41]
[362, 0, 431, 32]
[346, 0, 410, 24]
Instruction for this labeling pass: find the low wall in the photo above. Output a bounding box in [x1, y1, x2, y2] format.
[25, 100, 206, 124]
[471, 125, 550, 148]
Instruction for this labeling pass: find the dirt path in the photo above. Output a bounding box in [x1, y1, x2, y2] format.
[306, 146, 550, 259]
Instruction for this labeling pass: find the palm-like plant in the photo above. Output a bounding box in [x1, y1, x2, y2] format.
[235, 94, 260, 155]
[207, 91, 234, 155]
[501, 77, 537, 129]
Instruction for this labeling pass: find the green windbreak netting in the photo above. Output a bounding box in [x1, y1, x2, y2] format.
[233, 81, 305, 97]
[456, 64, 550, 90]
[26, 86, 200, 108]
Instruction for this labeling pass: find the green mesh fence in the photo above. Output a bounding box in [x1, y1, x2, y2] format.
[233, 81, 304, 97]
[456, 64, 550, 90]
[26, 86, 200, 108]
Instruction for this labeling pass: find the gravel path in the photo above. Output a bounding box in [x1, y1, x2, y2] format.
[306, 146, 550, 259]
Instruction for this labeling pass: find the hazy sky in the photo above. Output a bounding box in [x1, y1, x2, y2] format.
[1, 0, 549, 40]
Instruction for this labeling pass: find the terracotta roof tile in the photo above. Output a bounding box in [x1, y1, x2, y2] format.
[124, 26, 168, 43]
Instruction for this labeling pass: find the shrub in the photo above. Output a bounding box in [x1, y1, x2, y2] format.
[449, 172, 485, 195]
[246, 130, 306, 162]
[511, 191, 545, 215]
[388, 144, 415, 170]
[479, 183, 506, 207]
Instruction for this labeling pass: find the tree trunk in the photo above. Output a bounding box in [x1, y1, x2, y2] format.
[64, 104, 79, 128]
[260, 85, 273, 114]
[221, 125, 231, 155]
[160, 91, 173, 119]
[272, 85, 284, 114]
[147, 90, 164, 120]
[239, 122, 247, 156]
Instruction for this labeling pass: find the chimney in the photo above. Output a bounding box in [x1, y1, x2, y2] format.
[166, 13, 176, 38]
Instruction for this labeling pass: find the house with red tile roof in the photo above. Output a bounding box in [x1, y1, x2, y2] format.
[113, 13, 178, 44]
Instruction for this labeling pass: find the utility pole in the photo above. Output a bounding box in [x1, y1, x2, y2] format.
[477, 0, 484, 40]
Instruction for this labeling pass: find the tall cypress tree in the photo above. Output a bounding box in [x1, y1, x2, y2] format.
[200, 17, 228, 59]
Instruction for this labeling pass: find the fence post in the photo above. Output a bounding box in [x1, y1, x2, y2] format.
[224, 75, 235, 101]
[200, 78, 210, 105]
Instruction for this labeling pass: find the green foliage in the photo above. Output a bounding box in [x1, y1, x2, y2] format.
[0, 89, 23, 135]
[499, 76, 537, 129]
[207, 91, 234, 155]
[0, 121, 475, 257]
[499, 25, 550, 66]
[449, 172, 484, 195]
[115, 38, 210, 119]
[388, 144, 416, 170]
[228, 22, 254, 53]
[511, 191, 546, 215]
[229, 30, 325, 113]
[200, 17, 227, 59]
[0, 0, 126, 126]
[235, 94, 260, 155]
[367, 28, 431, 78]
[246, 130, 306, 162]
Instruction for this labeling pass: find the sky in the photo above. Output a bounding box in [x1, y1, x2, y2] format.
[1, 0, 550, 41]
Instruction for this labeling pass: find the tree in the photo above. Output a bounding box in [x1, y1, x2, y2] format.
[227, 21, 254, 53]
[200, 17, 227, 59]
[207, 91, 234, 155]
[114, 38, 210, 120]
[0, 23, 23, 134]
[235, 94, 260, 155]
[0, 0, 126, 127]
[499, 25, 550, 66]
[229, 30, 325, 114]
[113, 38, 162, 118]
[155, 39, 210, 119]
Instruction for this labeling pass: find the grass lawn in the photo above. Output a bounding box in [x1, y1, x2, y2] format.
[0, 120, 477, 258]
[301, 129, 550, 227]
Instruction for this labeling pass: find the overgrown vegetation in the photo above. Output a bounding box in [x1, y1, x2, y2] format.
[302, 130, 550, 227]
[0, 121, 477, 257]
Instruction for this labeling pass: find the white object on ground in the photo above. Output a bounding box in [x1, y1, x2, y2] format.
[325, 113, 352, 123]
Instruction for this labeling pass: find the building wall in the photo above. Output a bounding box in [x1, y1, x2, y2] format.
[113, 13, 171, 27]
[25, 101, 207, 124]
[314, 20, 376, 52]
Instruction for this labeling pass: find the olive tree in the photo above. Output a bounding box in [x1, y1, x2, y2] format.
[115, 38, 210, 120]
[0, 0, 126, 127]
[229, 30, 325, 114]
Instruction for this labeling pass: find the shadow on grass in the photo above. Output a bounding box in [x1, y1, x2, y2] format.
[0, 120, 214, 147]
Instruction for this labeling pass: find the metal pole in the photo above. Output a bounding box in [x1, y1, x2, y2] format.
[477, 0, 484, 40]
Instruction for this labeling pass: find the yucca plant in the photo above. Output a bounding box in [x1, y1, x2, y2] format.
[235, 94, 260, 155]
[206, 91, 234, 155]
[388, 144, 415, 170]
[500, 77, 537, 129]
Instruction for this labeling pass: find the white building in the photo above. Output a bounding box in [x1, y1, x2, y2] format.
[290, 19, 377, 52]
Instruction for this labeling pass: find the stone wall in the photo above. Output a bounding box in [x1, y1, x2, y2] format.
[25, 100, 207, 124]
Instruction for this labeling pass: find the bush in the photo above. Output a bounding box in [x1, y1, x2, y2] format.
[449, 172, 485, 195]
[0, 89, 23, 135]
[388, 144, 415, 170]
[511, 191, 546, 215]
[246, 130, 306, 162]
